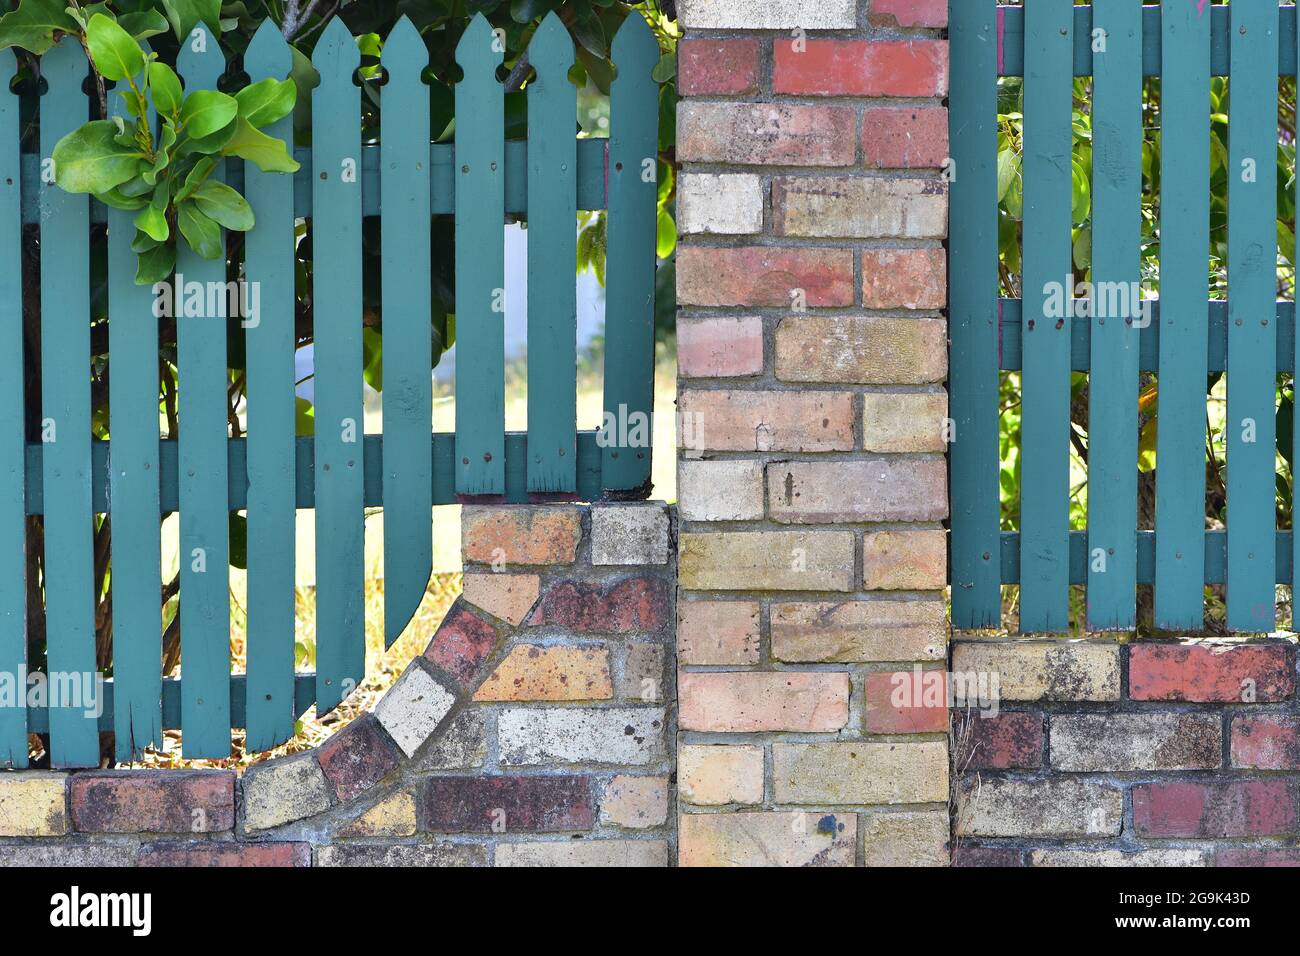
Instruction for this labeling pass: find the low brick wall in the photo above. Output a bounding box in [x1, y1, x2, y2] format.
[0, 503, 675, 866]
[952, 638, 1300, 867]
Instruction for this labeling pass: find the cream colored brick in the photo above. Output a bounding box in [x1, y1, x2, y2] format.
[601, 776, 670, 829]
[337, 790, 417, 838]
[473, 644, 612, 702]
[771, 600, 946, 662]
[957, 779, 1123, 838]
[680, 531, 856, 591]
[772, 742, 948, 805]
[495, 840, 668, 867]
[0, 772, 68, 837]
[679, 172, 763, 234]
[679, 745, 764, 806]
[462, 573, 541, 626]
[678, 460, 765, 522]
[861, 810, 950, 867]
[242, 753, 333, 832]
[680, 812, 856, 867]
[678, 600, 761, 665]
[863, 530, 947, 590]
[862, 391, 948, 452]
[680, 672, 850, 732]
[775, 316, 947, 384]
[951, 642, 1121, 702]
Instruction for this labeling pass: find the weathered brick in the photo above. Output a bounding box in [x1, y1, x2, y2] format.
[677, 246, 855, 308]
[773, 177, 947, 239]
[462, 572, 540, 626]
[680, 531, 856, 591]
[414, 709, 488, 770]
[316, 843, 485, 867]
[680, 103, 856, 167]
[951, 642, 1121, 701]
[679, 389, 855, 453]
[863, 530, 947, 590]
[1232, 715, 1300, 769]
[1133, 781, 1298, 838]
[601, 775, 669, 829]
[424, 603, 500, 685]
[423, 776, 594, 832]
[678, 600, 761, 665]
[621, 643, 666, 702]
[862, 249, 947, 309]
[677, 38, 761, 96]
[956, 779, 1123, 838]
[678, 172, 763, 235]
[772, 741, 948, 804]
[1030, 849, 1210, 868]
[241, 753, 333, 832]
[139, 842, 310, 867]
[861, 810, 949, 867]
[497, 707, 666, 765]
[0, 772, 68, 837]
[864, 669, 950, 733]
[337, 790, 418, 838]
[373, 661, 456, 757]
[861, 392, 948, 452]
[316, 715, 403, 802]
[0, 844, 135, 867]
[679, 745, 765, 806]
[771, 600, 946, 662]
[952, 846, 1024, 867]
[677, 459, 765, 522]
[678, 0, 856, 29]
[591, 503, 670, 565]
[954, 711, 1043, 771]
[869, 0, 948, 28]
[527, 576, 669, 633]
[461, 505, 582, 565]
[775, 316, 948, 384]
[768, 459, 947, 523]
[677, 317, 764, 379]
[774, 40, 949, 96]
[474, 644, 612, 702]
[862, 108, 949, 169]
[1217, 848, 1300, 867]
[1128, 643, 1294, 703]
[495, 840, 668, 867]
[679, 812, 856, 867]
[71, 771, 233, 834]
[1051, 713, 1222, 772]
[680, 672, 850, 733]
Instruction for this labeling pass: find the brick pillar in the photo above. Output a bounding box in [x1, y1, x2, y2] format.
[674, 0, 951, 866]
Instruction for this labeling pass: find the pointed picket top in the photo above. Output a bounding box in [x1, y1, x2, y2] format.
[457, 13, 502, 72]
[314, 15, 360, 75]
[246, 18, 291, 76]
[529, 11, 573, 82]
[382, 15, 426, 76]
[177, 22, 224, 87]
[40, 36, 87, 90]
[611, 12, 659, 78]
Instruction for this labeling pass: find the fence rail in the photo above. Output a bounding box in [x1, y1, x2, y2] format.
[0, 13, 661, 767]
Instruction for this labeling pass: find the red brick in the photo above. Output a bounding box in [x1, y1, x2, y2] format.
[1128, 643, 1294, 703]
[862, 249, 946, 309]
[678, 38, 761, 96]
[955, 711, 1043, 770]
[677, 246, 854, 308]
[70, 771, 234, 834]
[869, 0, 947, 28]
[679, 102, 857, 166]
[951, 846, 1024, 867]
[774, 40, 948, 97]
[678, 316, 764, 378]
[863, 670, 949, 733]
[862, 107, 949, 169]
[1132, 781, 1298, 838]
[1217, 849, 1300, 867]
[316, 715, 403, 802]
[424, 603, 500, 685]
[1231, 715, 1300, 769]
[423, 776, 594, 832]
[527, 575, 669, 634]
[139, 842, 310, 867]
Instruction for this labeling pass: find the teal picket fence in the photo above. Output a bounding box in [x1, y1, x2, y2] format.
[950, 0, 1297, 634]
[0, 13, 660, 768]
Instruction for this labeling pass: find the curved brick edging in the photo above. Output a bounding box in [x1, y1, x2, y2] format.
[0, 503, 676, 867]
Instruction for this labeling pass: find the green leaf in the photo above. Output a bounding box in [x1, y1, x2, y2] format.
[174, 155, 215, 201]
[135, 241, 175, 284]
[51, 120, 147, 194]
[131, 228, 161, 253]
[219, 116, 299, 172]
[148, 61, 183, 117]
[94, 184, 149, 210]
[159, 0, 220, 40]
[117, 9, 170, 39]
[650, 51, 675, 84]
[234, 77, 296, 129]
[133, 188, 169, 241]
[143, 121, 177, 185]
[509, 0, 558, 22]
[180, 89, 238, 139]
[228, 513, 247, 569]
[192, 179, 253, 231]
[295, 396, 315, 436]
[655, 206, 675, 259]
[0, 0, 78, 55]
[177, 199, 223, 259]
[176, 118, 237, 156]
[86, 13, 145, 82]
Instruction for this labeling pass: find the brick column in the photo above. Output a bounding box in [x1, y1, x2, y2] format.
[674, 0, 951, 866]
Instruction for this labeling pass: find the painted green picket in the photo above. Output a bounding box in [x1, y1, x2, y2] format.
[176, 26, 232, 756]
[1017, 0, 1073, 633]
[602, 15, 659, 494]
[380, 17, 434, 647]
[526, 13, 578, 494]
[243, 21, 298, 748]
[107, 56, 163, 763]
[947, 0, 1000, 630]
[1085, 0, 1140, 631]
[0, 49, 25, 767]
[40, 40, 99, 767]
[1154, 0, 1211, 630]
[455, 15, 506, 496]
[1226, 0, 1279, 632]
[312, 19, 365, 712]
